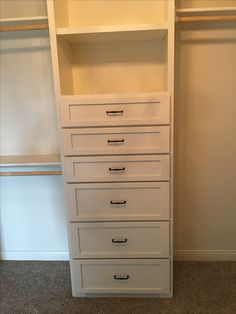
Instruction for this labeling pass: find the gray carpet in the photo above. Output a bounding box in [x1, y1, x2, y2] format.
[0, 261, 235, 314]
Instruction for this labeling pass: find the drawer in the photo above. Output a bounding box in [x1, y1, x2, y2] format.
[71, 259, 170, 295]
[64, 155, 170, 183]
[70, 222, 169, 258]
[66, 182, 170, 221]
[60, 94, 170, 127]
[62, 126, 170, 156]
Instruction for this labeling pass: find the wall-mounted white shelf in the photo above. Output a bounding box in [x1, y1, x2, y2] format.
[0, 16, 49, 32]
[0, 16, 48, 24]
[177, 7, 236, 15]
[176, 7, 236, 23]
[0, 154, 61, 167]
[0, 155, 62, 176]
[56, 24, 168, 43]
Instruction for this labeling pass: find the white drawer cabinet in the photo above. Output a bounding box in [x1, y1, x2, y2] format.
[66, 182, 170, 221]
[70, 222, 169, 258]
[62, 126, 170, 156]
[64, 155, 170, 183]
[60, 94, 170, 128]
[48, 0, 174, 298]
[71, 259, 170, 296]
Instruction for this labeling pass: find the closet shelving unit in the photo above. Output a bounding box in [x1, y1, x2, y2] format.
[48, 0, 175, 297]
[0, 0, 61, 176]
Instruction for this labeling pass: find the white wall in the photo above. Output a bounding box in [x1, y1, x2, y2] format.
[0, 175, 68, 260]
[174, 20, 236, 260]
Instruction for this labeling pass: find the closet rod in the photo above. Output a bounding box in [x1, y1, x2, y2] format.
[0, 23, 49, 32]
[0, 170, 62, 176]
[178, 15, 236, 23]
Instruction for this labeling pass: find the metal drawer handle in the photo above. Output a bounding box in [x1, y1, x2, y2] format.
[110, 200, 127, 205]
[109, 167, 125, 172]
[112, 238, 128, 244]
[106, 110, 123, 116]
[107, 139, 125, 144]
[114, 275, 129, 280]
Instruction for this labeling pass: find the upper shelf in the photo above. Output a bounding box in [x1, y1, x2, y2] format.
[56, 24, 168, 43]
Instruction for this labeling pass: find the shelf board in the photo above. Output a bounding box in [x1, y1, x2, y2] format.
[0, 154, 61, 167]
[56, 24, 168, 43]
[60, 92, 169, 104]
[177, 7, 236, 16]
[0, 16, 48, 24]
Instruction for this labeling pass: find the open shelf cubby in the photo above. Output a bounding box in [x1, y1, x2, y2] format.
[52, 0, 170, 96]
[57, 35, 168, 95]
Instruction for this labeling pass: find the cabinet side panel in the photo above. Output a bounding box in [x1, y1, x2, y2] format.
[57, 39, 74, 95]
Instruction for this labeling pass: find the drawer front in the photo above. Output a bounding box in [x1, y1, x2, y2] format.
[60, 95, 170, 127]
[66, 182, 170, 221]
[70, 222, 169, 258]
[64, 155, 170, 183]
[62, 126, 170, 156]
[71, 259, 170, 295]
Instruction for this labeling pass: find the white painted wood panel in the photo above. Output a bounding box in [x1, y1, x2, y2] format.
[60, 94, 170, 127]
[70, 222, 169, 258]
[62, 126, 170, 156]
[64, 155, 170, 183]
[66, 182, 170, 221]
[71, 259, 170, 295]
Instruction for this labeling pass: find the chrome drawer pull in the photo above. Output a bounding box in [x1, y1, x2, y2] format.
[109, 167, 125, 172]
[112, 238, 128, 244]
[114, 275, 129, 280]
[107, 139, 125, 144]
[106, 110, 123, 116]
[110, 200, 127, 205]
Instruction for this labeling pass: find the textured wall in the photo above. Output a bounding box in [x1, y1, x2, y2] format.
[174, 20, 236, 260]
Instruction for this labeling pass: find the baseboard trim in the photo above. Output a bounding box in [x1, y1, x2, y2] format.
[174, 250, 236, 261]
[1, 251, 70, 261]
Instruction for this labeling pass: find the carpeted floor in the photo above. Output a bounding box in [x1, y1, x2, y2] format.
[0, 261, 235, 314]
